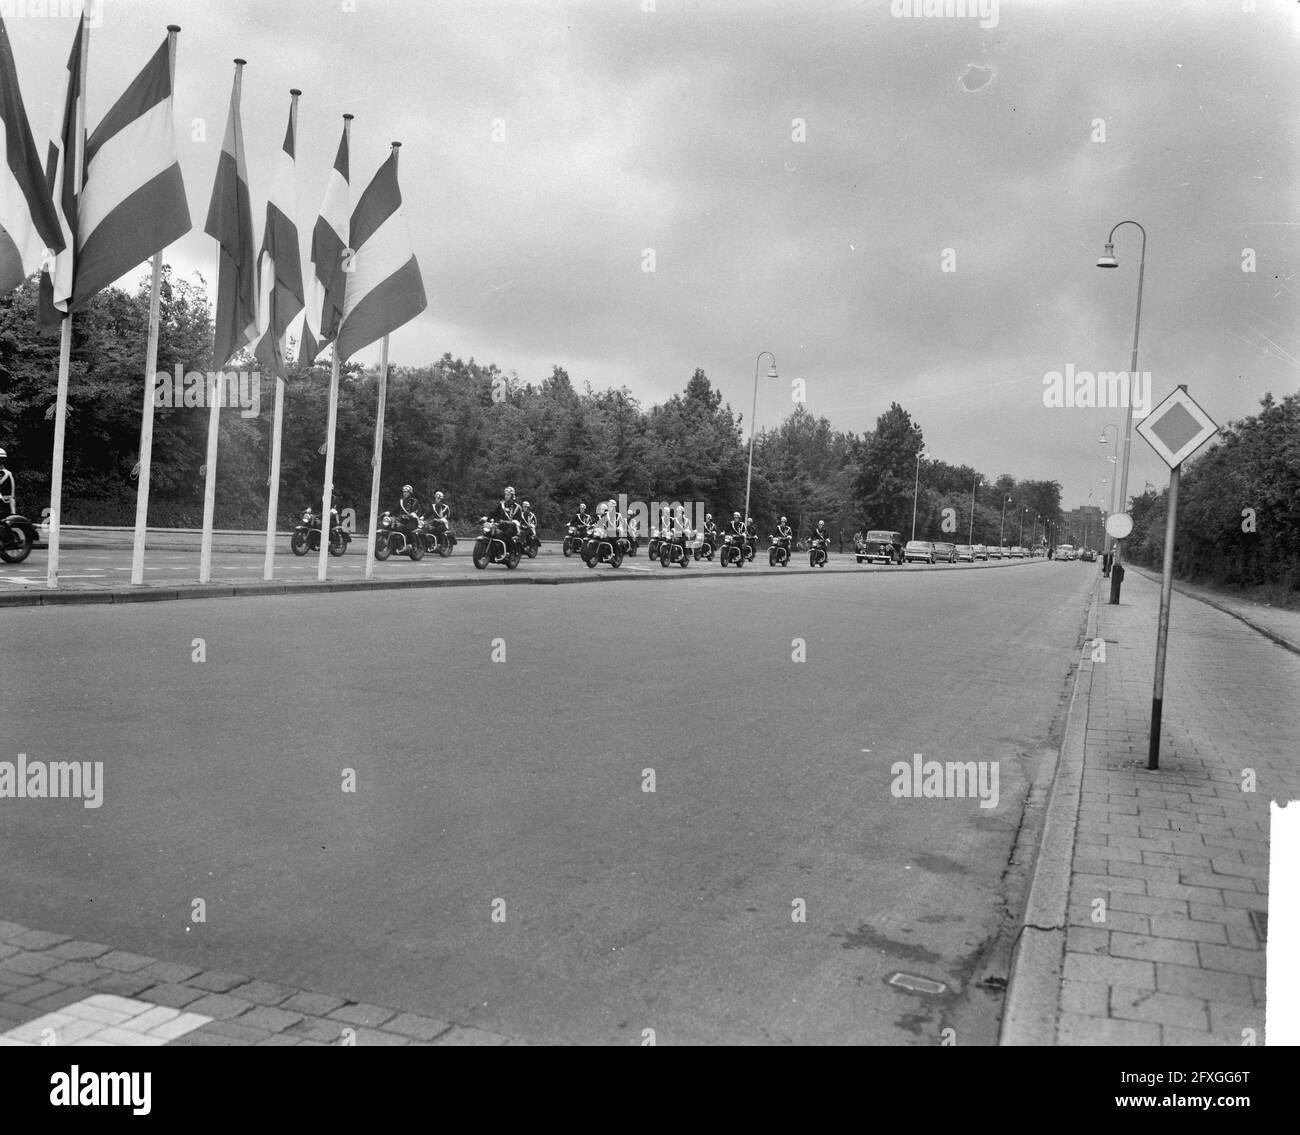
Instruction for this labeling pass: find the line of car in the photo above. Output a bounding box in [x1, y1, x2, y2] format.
[855, 529, 1047, 566]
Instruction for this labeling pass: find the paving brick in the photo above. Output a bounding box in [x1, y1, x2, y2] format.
[85, 972, 156, 999]
[95, 951, 155, 973]
[166, 1029, 245, 1046]
[1057, 1013, 1161, 1046]
[1108, 932, 1201, 966]
[136, 960, 203, 985]
[0, 952, 65, 976]
[200, 1019, 271, 1042]
[1207, 1001, 1265, 1038]
[45, 961, 111, 986]
[139, 983, 205, 1009]
[253, 1034, 302, 1045]
[228, 980, 292, 1006]
[47, 941, 112, 961]
[149, 1011, 215, 1041]
[1161, 1025, 1226, 1046]
[185, 993, 254, 1021]
[1146, 917, 1226, 945]
[350, 1027, 410, 1046]
[1156, 963, 1253, 1004]
[235, 1005, 303, 1033]
[0, 921, 32, 942]
[1222, 890, 1268, 912]
[8, 981, 67, 1005]
[1110, 892, 1188, 919]
[0, 1000, 42, 1026]
[1065, 926, 1109, 956]
[1147, 880, 1233, 905]
[27, 988, 90, 1013]
[1197, 944, 1266, 978]
[1109, 986, 1209, 1030]
[328, 1002, 396, 1028]
[1070, 873, 1146, 896]
[1060, 979, 1108, 1015]
[189, 971, 250, 994]
[285, 1016, 348, 1044]
[280, 991, 347, 1017]
[1179, 871, 1258, 894]
[384, 1012, 452, 1041]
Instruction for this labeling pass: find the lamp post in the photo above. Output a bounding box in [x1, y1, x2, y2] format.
[999, 495, 1011, 550]
[911, 445, 927, 542]
[968, 477, 980, 546]
[743, 351, 778, 530]
[1099, 423, 1119, 555]
[1019, 507, 1028, 546]
[1097, 220, 1146, 603]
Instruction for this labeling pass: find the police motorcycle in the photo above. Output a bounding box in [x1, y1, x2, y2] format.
[582, 523, 625, 568]
[563, 523, 589, 557]
[718, 527, 747, 567]
[659, 524, 692, 568]
[0, 501, 38, 564]
[743, 518, 758, 561]
[809, 531, 830, 568]
[472, 515, 523, 569]
[693, 518, 718, 562]
[420, 494, 457, 557]
[518, 503, 541, 559]
[769, 533, 792, 567]
[290, 499, 349, 557]
[374, 486, 426, 561]
[646, 525, 665, 562]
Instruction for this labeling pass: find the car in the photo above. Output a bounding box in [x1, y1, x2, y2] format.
[987, 546, 1003, 560]
[1055, 544, 1075, 561]
[955, 544, 976, 563]
[1009, 546, 1026, 558]
[856, 529, 905, 565]
[932, 541, 958, 563]
[904, 540, 936, 564]
[974, 544, 989, 561]
[1080, 548, 1097, 562]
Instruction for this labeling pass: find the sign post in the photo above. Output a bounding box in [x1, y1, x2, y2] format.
[1136, 384, 1219, 769]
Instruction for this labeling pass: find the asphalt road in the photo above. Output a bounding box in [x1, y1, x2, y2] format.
[2, 559, 1095, 1044]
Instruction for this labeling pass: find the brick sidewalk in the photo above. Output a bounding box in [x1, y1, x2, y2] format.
[0, 921, 522, 1046]
[1056, 569, 1300, 1044]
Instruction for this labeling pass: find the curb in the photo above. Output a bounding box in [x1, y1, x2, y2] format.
[1127, 564, 1300, 657]
[998, 577, 1099, 1045]
[0, 556, 1046, 608]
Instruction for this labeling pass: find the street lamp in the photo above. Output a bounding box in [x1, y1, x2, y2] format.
[911, 445, 928, 541]
[968, 476, 980, 546]
[743, 351, 778, 530]
[1019, 507, 1028, 546]
[1097, 220, 1146, 603]
[999, 495, 1011, 550]
[1099, 423, 1119, 555]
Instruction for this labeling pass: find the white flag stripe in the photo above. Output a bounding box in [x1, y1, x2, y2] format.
[77, 102, 174, 248]
[303, 165, 347, 339]
[341, 208, 414, 322]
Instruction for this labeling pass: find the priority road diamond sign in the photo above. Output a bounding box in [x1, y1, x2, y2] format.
[1137, 385, 1219, 468]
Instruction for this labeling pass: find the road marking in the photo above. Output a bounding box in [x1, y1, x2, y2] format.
[0, 995, 212, 1046]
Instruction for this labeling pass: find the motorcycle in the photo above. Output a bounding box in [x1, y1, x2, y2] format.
[809, 535, 829, 568]
[659, 530, 692, 568]
[374, 509, 426, 561]
[0, 510, 38, 564]
[744, 531, 757, 561]
[419, 515, 457, 558]
[519, 521, 540, 559]
[769, 535, 792, 567]
[562, 524, 588, 558]
[290, 505, 349, 557]
[582, 525, 625, 569]
[693, 529, 717, 562]
[472, 517, 522, 569]
[646, 526, 663, 562]
[719, 532, 746, 567]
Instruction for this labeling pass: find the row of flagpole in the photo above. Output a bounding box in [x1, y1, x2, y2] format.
[0, 11, 426, 590]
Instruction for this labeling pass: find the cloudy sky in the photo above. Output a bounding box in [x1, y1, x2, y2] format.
[7, 0, 1298, 511]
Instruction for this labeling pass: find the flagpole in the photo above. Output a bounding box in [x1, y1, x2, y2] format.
[362, 140, 401, 583]
[129, 26, 180, 586]
[317, 112, 353, 582]
[200, 55, 245, 586]
[261, 88, 300, 581]
[46, 10, 90, 590]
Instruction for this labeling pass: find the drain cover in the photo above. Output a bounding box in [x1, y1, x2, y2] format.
[1249, 910, 1267, 943]
[888, 972, 948, 995]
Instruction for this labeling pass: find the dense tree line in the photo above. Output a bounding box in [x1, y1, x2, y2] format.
[0, 269, 1122, 555]
[1125, 392, 1300, 592]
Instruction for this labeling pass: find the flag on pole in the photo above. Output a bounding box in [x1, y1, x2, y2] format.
[205, 60, 256, 369]
[0, 17, 65, 296]
[71, 34, 190, 311]
[301, 115, 350, 365]
[37, 18, 81, 325]
[334, 146, 426, 361]
[252, 94, 304, 379]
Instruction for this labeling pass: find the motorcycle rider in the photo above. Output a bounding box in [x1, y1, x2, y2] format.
[0, 449, 14, 520]
[491, 486, 524, 551]
[811, 519, 830, 557]
[428, 490, 452, 548]
[702, 512, 718, 546]
[520, 500, 539, 551]
[776, 515, 793, 548]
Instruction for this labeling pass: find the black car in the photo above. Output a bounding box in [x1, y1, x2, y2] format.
[856, 529, 905, 565]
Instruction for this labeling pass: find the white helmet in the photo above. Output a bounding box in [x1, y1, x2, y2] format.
[435, 491, 444, 501]
[504, 486, 515, 496]
[522, 500, 531, 510]
[402, 483, 413, 495]
[0, 448, 6, 460]
[780, 516, 787, 523]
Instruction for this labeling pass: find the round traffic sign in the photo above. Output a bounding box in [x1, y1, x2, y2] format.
[1106, 512, 1133, 539]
